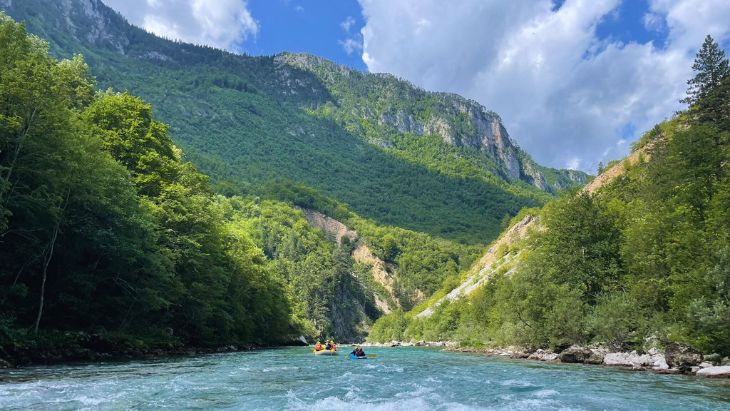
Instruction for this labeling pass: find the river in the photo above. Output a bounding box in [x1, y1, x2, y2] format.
[1, 347, 729, 410]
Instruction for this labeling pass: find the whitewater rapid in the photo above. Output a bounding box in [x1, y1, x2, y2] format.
[1, 347, 729, 410]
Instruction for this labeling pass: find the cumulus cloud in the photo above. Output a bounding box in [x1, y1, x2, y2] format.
[358, 0, 730, 172]
[103, 0, 258, 51]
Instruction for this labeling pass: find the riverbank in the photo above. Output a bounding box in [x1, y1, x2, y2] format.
[0, 331, 308, 369]
[363, 341, 730, 378]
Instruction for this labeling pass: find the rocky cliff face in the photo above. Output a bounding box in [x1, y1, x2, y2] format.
[277, 53, 588, 193]
[302, 210, 400, 313]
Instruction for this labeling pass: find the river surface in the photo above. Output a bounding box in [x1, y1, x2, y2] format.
[1, 347, 729, 410]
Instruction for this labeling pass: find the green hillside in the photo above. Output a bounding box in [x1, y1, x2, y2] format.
[1, 0, 587, 245]
[369, 38, 730, 356]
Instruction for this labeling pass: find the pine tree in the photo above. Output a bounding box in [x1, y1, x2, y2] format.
[682, 35, 730, 106]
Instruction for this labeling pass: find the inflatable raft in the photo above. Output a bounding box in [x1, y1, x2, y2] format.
[314, 349, 338, 356]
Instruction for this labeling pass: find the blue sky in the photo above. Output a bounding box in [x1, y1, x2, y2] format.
[104, 0, 730, 172]
[239, 0, 672, 71]
[245, 0, 366, 70]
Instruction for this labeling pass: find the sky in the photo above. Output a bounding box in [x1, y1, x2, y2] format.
[102, 0, 730, 173]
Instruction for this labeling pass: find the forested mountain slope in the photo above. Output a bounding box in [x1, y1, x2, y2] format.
[1, 0, 587, 245]
[370, 43, 730, 358]
[0, 13, 491, 362]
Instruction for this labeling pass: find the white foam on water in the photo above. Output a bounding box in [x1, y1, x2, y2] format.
[534, 389, 559, 398]
[285, 393, 437, 411]
[485, 398, 584, 411]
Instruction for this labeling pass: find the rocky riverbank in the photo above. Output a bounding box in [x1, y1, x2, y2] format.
[364, 340, 730, 378]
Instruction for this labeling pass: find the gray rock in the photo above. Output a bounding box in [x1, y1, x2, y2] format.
[559, 346, 593, 363]
[696, 366, 730, 378]
[603, 351, 653, 369]
[664, 342, 702, 369]
[528, 349, 558, 362]
[652, 354, 669, 370]
[585, 350, 606, 365]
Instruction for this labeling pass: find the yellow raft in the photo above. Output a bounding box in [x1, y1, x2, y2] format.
[314, 349, 338, 356]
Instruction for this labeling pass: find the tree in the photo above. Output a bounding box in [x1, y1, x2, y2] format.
[682, 35, 730, 106]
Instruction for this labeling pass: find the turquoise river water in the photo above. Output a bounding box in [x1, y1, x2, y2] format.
[1, 347, 729, 410]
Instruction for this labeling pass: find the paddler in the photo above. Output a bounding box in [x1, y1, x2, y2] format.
[314, 341, 324, 351]
[351, 346, 366, 357]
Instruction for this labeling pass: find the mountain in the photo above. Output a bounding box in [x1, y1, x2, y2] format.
[369, 95, 730, 358]
[1, 0, 587, 245]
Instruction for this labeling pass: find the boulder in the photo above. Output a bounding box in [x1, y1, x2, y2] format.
[528, 349, 558, 362]
[651, 354, 669, 370]
[0, 357, 12, 368]
[559, 346, 593, 363]
[603, 351, 653, 369]
[585, 350, 606, 365]
[699, 362, 714, 369]
[664, 342, 702, 369]
[696, 366, 730, 378]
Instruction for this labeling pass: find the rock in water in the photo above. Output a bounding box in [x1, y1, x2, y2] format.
[696, 366, 730, 378]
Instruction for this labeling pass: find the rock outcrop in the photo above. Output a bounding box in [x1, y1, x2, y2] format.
[559, 346, 594, 363]
[302, 210, 398, 313]
[416, 214, 536, 319]
[664, 342, 703, 371]
[276, 52, 588, 193]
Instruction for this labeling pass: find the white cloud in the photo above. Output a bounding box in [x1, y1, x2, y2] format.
[339, 16, 362, 55]
[339, 37, 363, 55]
[104, 0, 258, 51]
[358, 0, 730, 172]
[341, 16, 356, 32]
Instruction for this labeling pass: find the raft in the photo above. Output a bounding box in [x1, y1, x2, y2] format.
[314, 349, 338, 356]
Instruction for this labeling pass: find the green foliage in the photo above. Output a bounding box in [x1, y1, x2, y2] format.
[588, 293, 648, 351]
[0, 18, 301, 351]
[682, 35, 730, 106]
[0, 1, 589, 245]
[370, 38, 730, 353]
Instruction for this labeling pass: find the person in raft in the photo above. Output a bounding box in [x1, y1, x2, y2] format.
[351, 346, 366, 358]
[325, 340, 337, 351]
[314, 341, 324, 352]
